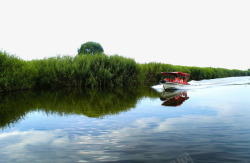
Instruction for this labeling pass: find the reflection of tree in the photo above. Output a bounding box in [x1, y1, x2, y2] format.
[0, 86, 159, 129]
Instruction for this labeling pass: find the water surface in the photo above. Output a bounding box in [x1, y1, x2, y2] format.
[1, 77, 250, 162]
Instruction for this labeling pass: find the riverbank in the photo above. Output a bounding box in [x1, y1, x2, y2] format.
[1, 51, 249, 92]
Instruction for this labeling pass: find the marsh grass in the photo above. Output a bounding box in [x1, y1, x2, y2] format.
[0, 51, 249, 92]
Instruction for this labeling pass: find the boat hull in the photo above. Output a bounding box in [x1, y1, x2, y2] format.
[161, 82, 188, 90]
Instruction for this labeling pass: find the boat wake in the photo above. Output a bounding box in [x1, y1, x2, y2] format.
[152, 76, 250, 92]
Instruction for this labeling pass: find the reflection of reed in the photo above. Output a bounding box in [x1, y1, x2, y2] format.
[0, 86, 160, 129]
[160, 90, 189, 107]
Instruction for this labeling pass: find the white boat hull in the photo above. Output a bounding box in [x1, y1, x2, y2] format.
[161, 82, 188, 90]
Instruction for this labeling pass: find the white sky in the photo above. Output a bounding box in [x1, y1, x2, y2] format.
[0, 0, 250, 70]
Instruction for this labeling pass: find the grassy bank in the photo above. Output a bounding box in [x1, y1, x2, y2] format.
[138, 62, 250, 83]
[1, 51, 249, 92]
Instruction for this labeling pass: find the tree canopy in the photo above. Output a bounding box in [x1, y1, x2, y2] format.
[78, 42, 104, 55]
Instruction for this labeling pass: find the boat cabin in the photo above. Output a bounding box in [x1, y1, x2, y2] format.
[161, 72, 189, 85]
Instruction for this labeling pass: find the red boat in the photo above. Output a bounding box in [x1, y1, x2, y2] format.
[160, 72, 190, 90]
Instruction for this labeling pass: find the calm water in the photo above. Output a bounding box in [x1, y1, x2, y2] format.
[1, 77, 250, 163]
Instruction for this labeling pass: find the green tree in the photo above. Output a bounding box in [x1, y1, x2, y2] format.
[78, 42, 104, 55]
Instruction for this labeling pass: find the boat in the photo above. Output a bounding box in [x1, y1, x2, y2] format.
[160, 72, 190, 90]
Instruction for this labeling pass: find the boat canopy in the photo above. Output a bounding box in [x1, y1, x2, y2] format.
[160, 72, 190, 85]
[161, 72, 189, 76]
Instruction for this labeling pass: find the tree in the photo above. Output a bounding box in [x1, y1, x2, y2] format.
[78, 42, 104, 55]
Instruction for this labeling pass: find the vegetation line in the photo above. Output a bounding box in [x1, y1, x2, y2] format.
[1, 50, 249, 92]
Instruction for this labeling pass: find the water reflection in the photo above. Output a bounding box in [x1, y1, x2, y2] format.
[160, 90, 189, 106]
[0, 86, 160, 129]
[1, 80, 250, 162]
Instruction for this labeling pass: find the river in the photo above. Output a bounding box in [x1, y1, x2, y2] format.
[1, 76, 250, 162]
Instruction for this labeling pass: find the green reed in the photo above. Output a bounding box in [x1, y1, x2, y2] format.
[0, 50, 249, 92]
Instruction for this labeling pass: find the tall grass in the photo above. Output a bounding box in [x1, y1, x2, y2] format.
[0, 51, 35, 91]
[137, 63, 248, 83]
[0, 50, 249, 92]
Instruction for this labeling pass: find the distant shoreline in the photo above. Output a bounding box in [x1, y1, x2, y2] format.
[1, 51, 249, 92]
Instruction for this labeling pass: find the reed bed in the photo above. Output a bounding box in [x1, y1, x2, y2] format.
[1, 51, 249, 92]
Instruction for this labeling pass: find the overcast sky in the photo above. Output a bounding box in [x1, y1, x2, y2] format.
[1, 0, 250, 70]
